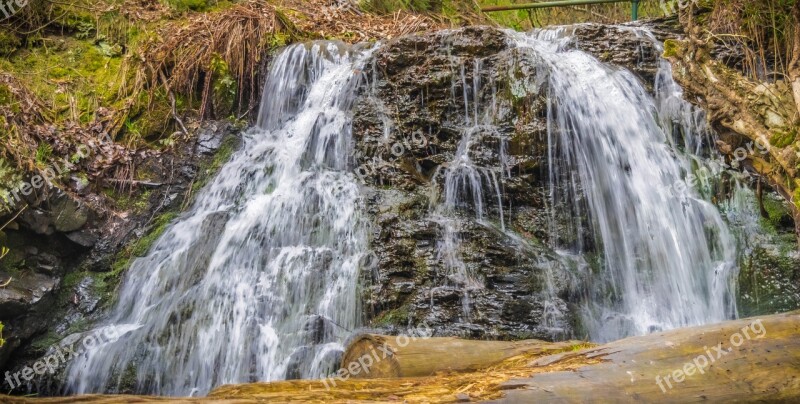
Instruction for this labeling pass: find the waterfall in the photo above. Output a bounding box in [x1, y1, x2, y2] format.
[62, 25, 746, 396]
[511, 28, 739, 342]
[66, 41, 374, 396]
[430, 58, 508, 320]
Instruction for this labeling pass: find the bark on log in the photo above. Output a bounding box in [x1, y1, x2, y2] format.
[340, 334, 582, 378]
[790, 1, 800, 118]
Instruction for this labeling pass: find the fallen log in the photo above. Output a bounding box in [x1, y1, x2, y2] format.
[339, 334, 585, 378]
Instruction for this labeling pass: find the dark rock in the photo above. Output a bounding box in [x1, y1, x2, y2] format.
[0, 272, 58, 319]
[74, 276, 101, 315]
[64, 229, 100, 248]
[0, 120, 241, 388]
[352, 24, 680, 341]
[353, 27, 583, 340]
[50, 194, 89, 232]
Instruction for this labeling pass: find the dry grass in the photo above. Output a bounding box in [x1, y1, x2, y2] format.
[0, 73, 50, 172]
[0, 71, 140, 189]
[287, 1, 445, 43]
[706, 0, 799, 82]
[140, 0, 291, 119]
[209, 342, 600, 403]
[138, 0, 450, 120]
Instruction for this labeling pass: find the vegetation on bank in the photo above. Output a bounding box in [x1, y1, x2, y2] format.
[662, 0, 800, 232]
[0, 0, 795, 217]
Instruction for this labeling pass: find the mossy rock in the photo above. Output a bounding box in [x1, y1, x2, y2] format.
[51, 195, 89, 232]
[662, 38, 682, 58]
[769, 128, 797, 148]
[372, 306, 411, 327]
[738, 247, 800, 317]
[109, 211, 179, 276]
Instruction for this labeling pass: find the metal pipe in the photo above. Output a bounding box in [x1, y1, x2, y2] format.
[632, 0, 640, 20]
[481, 0, 630, 12]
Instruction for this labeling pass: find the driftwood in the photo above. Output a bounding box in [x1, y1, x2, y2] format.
[339, 334, 582, 379]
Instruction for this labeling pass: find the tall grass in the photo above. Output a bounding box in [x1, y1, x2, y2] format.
[706, 0, 798, 82]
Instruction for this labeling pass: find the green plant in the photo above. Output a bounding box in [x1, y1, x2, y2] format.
[166, 0, 210, 12]
[35, 142, 53, 167]
[210, 53, 237, 116]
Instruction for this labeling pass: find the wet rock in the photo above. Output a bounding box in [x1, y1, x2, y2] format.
[570, 24, 663, 88]
[0, 272, 58, 318]
[0, 120, 241, 387]
[353, 27, 584, 340]
[352, 24, 679, 341]
[50, 194, 89, 233]
[74, 276, 101, 315]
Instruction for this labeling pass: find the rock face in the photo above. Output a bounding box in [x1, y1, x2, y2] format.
[350, 25, 673, 340]
[352, 27, 570, 340]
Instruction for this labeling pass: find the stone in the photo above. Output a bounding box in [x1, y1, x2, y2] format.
[352, 25, 673, 340]
[51, 194, 88, 233]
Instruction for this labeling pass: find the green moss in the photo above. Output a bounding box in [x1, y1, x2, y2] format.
[738, 246, 800, 317]
[0, 84, 12, 106]
[769, 128, 797, 148]
[51, 3, 96, 35]
[210, 53, 237, 118]
[65, 316, 90, 335]
[130, 212, 177, 258]
[102, 188, 152, 212]
[28, 332, 61, 354]
[760, 195, 794, 232]
[167, 0, 211, 12]
[360, 0, 435, 14]
[106, 211, 178, 291]
[662, 39, 681, 58]
[794, 187, 800, 211]
[372, 306, 411, 327]
[0, 37, 126, 124]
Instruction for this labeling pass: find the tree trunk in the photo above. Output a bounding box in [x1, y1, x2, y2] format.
[339, 334, 583, 379]
[790, 1, 800, 118]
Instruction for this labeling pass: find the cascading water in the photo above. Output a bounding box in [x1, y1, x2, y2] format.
[60, 25, 752, 396]
[430, 58, 508, 319]
[66, 41, 374, 396]
[512, 28, 739, 342]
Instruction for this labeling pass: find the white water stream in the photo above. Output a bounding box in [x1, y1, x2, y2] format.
[64, 26, 745, 395]
[67, 41, 374, 396]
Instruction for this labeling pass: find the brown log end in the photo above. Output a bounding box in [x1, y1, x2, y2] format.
[340, 334, 401, 379]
